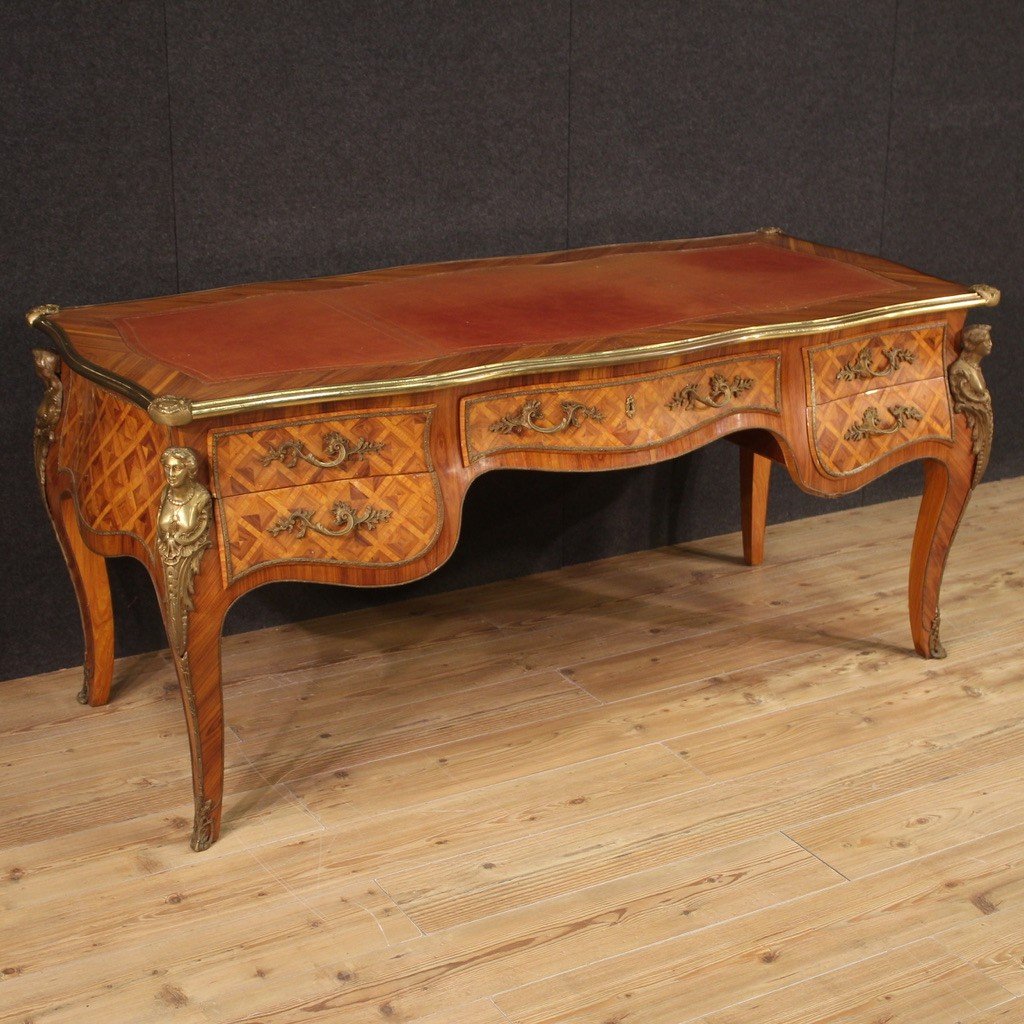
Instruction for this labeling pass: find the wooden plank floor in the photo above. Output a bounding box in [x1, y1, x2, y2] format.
[2, 476, 1023, 1023]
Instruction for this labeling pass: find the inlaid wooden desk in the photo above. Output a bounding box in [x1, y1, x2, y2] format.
[28, 229, 998, 851]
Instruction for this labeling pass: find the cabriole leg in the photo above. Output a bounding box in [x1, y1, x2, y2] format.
[740, 447, 771, 566]
[165, 586, 226, 852]
[58, 498, 116, 705]
[909, 323, 994, 658]
[33, 348, 115, 705]
[155, 445, 225, 851]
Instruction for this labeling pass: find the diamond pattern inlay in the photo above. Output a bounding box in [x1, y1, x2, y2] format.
[57, 375, 166, 547]
[809, 324, 946, 404]
[812, 378, 953, 477]
[210, 409, 432, 498]
[218, 472, 443, 583]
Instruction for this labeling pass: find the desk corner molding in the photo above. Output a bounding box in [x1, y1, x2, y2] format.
[149, 395, 194, 426]
[26, 303, 60, 327]
[971, 283, 1000, 307]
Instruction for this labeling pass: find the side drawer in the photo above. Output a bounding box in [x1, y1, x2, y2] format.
[462, 354, 781, 464]
[209, 407, 433, 498]
[216, 472, 443, 583]
[807, 322, 947, 405]
[810, 377, 954, 477]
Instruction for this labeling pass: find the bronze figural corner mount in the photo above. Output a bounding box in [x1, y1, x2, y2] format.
[27, 229, 999, 851]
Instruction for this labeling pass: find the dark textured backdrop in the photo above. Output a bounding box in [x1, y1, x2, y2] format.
[2, 0, 1020, 682]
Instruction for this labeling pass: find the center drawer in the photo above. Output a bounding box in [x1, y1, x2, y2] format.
[462, 354, 781, 464]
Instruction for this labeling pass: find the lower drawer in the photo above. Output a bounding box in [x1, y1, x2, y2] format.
[216, 473, 442, 583]
[811, 377, 954, 477]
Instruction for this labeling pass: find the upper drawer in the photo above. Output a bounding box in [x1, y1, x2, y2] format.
[462, 354, 781, 464]
[807, 322, 947, 405]
[209, 407, 433, 498]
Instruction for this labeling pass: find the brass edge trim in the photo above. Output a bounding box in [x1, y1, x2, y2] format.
[187, 294, 986, 420]
[26, 314, 157, 412]
[29, 291, 989, 423]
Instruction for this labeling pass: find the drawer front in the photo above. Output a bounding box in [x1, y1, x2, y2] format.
[462, 354, 781, 463]
[210, 408, 432, 498]
[808, 323, 946, 405]
[217, 473, 442, 582]
[811, 377, 954, 477]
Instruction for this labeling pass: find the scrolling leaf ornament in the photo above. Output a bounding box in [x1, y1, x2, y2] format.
[843, 405, 923, 442]
[836, 346, 916, 382]
[156, 447, 215, 852]
[490, 399, 604, 435]
[259, 432, 386, 470]
[948, 323, 994, 487]
[268, 501, 392, 540]
[667, 373, 754, 411]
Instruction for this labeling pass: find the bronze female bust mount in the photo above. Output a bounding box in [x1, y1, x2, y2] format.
[157, 446, 212, 656]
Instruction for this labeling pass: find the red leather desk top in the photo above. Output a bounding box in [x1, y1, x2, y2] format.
[42, 232, 973, 410]
[112, 242, 897, 383]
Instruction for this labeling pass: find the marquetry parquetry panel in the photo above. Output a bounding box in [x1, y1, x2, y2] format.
[811, 377, 954, 478]
[807, 323, 946, 405]
[462, 354, 781, 464]
[209, 408, 433, 498]
[56, 374, 166, 546]
[217, 472, 443, 583]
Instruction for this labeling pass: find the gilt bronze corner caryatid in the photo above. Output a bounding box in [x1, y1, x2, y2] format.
[157, 447, 212, 656]
[156, 446, 216, 851]
[949, 323, 994, 487]
[32, 348, 63, 496]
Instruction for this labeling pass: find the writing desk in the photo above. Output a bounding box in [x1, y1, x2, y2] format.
[28, 229, 998, 851]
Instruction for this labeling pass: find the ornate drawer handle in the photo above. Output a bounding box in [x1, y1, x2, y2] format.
[844, 404, 923, 441]
[490, 398, 603, 435]
[836, 346, 915, 381]
[268, 501, 392, 539]
[260, 432, 385, 470]
[667, 373, 753, 410]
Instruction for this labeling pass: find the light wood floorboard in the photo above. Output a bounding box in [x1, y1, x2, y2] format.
[1, 476, 1022, 1023]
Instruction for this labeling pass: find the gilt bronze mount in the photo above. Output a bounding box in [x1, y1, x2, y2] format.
[490, 399, 604, 435]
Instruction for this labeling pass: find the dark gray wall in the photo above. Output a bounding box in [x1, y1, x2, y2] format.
[2, 0, 1020, 682]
